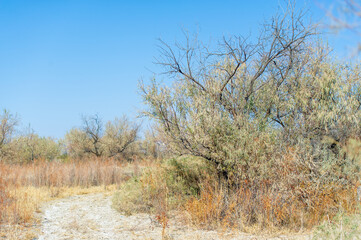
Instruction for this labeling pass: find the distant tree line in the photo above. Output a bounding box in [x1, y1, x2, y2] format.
[0, 110, 161, 163]
[0, 110, 60, 163]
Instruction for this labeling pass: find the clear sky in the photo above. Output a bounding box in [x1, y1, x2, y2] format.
[0, 0, 358, 139]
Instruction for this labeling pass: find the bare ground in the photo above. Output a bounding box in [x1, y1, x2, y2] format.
[37, 193, 312, 240]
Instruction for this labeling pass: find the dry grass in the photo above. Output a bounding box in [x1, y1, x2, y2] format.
[114, 155, 360, 236]
[0, 158, 142, 239]
[183, 149, 360, 234]
[1, 158, 131, 187]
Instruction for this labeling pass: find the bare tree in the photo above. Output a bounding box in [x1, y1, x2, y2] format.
[82, 114, 104, 157]
[66, 114, 140, 160]
[141, 3, 319, 180]
[103, 116, 140, 159]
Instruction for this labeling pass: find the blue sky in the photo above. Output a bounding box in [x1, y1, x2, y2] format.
[0, 0, 358, 139]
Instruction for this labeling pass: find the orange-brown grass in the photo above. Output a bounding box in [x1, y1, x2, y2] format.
[0, 158, 141, 238]
[1, 158, 131, 187]
[0, 175, 16, 225]
[113, 152, 359, 235]
[183, 150, 360, 234]
[128, 153, 359, 235]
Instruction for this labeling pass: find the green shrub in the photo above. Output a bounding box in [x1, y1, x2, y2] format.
[112, 156, 216, 216]
[165, 156, 216, 196]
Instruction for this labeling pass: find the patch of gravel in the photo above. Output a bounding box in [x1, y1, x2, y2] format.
[37, 193, 311, 240]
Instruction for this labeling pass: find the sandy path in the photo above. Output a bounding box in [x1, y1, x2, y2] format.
[37, 193, 311, 240]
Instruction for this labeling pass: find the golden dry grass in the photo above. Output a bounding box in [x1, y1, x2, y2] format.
[0, 158, 142, 239]
[182, 154, 360, 234]
[114, 156, 360, 236]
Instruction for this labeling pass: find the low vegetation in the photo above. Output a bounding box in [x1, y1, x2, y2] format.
[112, 157, 213, 215]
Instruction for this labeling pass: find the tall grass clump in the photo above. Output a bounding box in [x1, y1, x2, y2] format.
[140, 3, 361, 232]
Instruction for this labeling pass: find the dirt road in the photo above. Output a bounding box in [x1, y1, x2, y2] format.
[37, 193, 311, 240]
